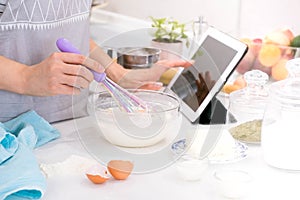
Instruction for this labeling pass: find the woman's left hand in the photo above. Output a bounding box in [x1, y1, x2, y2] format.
[89, 39, 193, 90]
[116, 59, 193, 90]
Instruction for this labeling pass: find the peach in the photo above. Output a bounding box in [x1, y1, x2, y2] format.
[222, 84, 242, 94]
[264, 30, 290, 46]
[250, 38, 262, 56]
[253, 38, 263, 43]
[235, 50, 255, 74]
[266, 30, 290, 45]
[240, 38, 262, 56]
[279, 28, 294, 42]
[252, 58, 272, 76]
[222, 76, 246, 94]
[281, 46, 295, 60]
[240, 38, 252, 46]
[233, 76, 247, 88]
[271, 58, 289, 81]
[258, 44, 282, 67]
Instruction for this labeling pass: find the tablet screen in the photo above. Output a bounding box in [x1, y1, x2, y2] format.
[167, 27, 247, 122]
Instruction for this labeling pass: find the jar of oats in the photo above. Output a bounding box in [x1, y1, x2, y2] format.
[227, 70, 269, 143]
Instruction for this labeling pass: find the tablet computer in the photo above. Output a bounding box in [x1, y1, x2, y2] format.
[166, 26, 248, 123]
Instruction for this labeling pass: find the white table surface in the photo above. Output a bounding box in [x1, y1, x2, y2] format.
[34, 114, 300, 200]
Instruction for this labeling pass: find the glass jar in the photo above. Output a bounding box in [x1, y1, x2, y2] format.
[226, 70, 269, 143]
[261, 58, 300, 170]
[286, 57, 300, 78]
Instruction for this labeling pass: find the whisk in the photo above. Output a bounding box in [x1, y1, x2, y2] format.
[56, 38, 148, 113]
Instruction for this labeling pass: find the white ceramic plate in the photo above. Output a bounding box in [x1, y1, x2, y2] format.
[171, 138, 248, 164]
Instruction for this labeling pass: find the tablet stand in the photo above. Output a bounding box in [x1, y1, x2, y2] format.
[195, 97, 235, 125]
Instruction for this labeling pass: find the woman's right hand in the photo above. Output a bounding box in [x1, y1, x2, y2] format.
[195, 71, 216, 104]
[23, 52, 104, 96]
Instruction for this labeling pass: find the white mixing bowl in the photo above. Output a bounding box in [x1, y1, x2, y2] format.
[88, 89, 182, 147]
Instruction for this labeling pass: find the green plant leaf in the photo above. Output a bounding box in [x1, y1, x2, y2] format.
[149, 16, 188, 44]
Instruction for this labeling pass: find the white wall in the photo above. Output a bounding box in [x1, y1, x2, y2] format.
[104, 0, 300, 39]
[239, 0, 300, 38]
[105, 0, 241, 36]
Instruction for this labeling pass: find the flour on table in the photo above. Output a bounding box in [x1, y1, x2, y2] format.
[40, 155, 98, 177]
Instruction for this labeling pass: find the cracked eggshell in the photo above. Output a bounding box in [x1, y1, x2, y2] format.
[107, 160, 134, 180]
[86, 164, 110, 184]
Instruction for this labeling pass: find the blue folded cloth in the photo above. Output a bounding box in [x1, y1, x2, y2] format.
[0, 110, 60, 200]
[3, 110, 60, 148]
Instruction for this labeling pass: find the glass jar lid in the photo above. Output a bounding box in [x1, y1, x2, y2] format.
[269, 79, 300, 109]
[229, 70, 269, 109]
[286, 58, 300, 78]
[268, 58, 300, 108]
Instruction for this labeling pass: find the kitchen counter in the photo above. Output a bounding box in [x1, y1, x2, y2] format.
[32, 9, 300, 200]
[89, 9, 151, 46]
[34, 115, 300, 200]
[89, 9, 191, 58]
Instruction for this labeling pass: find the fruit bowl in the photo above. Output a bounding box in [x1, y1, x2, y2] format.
[222, 28, 300, 94]
[87, 89, 182, 147]
[236, 42, 299, 80]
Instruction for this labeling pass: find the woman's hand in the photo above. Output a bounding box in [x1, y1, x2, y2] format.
[115, 59, 193, 90]
[89, 39, 193, 90]
[23, 52, 104, 96]
[195, 71, 216, 104]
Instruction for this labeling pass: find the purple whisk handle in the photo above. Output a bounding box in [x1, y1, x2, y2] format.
[56, 38, 106, 83]
[56, 38, 81, 54]
[92, 71, 106, 82]
[56, 38, 148, 113]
